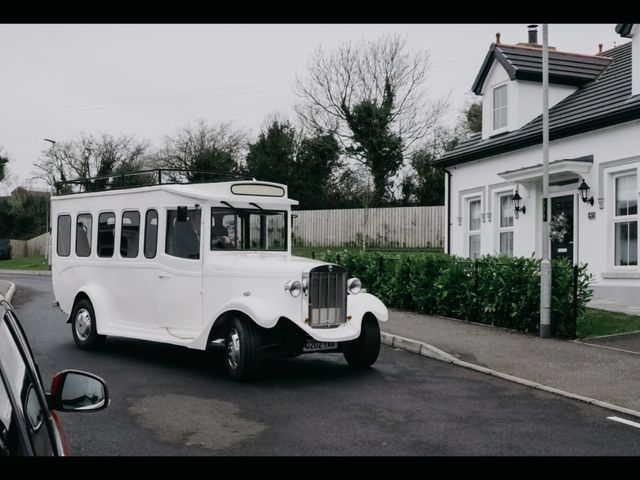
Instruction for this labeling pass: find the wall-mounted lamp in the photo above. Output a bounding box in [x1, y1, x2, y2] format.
[578, 179, 594, 206]
[512, 189, 526, 215]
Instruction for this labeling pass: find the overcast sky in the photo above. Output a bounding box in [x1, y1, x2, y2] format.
[0, 23, 627, 191]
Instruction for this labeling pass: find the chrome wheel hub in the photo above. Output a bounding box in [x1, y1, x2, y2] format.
[75, 308, 92, 341]
[227, 328, 240, 369]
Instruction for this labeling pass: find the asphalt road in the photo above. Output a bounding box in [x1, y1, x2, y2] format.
[3, 273, 640, 456]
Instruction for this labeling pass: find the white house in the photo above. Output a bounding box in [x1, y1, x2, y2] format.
[435, 24, 640, 308]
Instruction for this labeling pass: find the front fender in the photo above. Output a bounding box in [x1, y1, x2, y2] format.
[347, 292, 389, 323]
[213, 296, 282, 329]
[191, 296, 282, 350]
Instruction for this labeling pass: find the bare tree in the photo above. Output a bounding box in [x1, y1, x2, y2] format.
[34, 133, 151, 192]
[0, 146, 8, 183]
[0, 146, 17, 196]
[159, 119, 247, 182]
[295, 34, 447, 204]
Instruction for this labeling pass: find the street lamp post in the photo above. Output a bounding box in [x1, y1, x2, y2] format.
[540, 24, 552, 338]
[43, 139, 56, 268]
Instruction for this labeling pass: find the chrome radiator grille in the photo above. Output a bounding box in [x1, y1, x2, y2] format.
[308, 265, 347, 328]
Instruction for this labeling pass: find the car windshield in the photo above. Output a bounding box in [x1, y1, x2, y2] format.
[211, 207, 287, 251]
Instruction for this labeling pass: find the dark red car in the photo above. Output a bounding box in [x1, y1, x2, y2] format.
[0, 298, 109, 456]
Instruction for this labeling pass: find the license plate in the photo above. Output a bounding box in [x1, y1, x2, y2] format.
[303, 340, 338, 352]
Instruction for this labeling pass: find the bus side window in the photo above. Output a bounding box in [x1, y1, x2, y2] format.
[75, 214, 92, 257]
[97, 212, 115, 258]
[57, 215, 71, 257]
[120, 211, 140, 258]
[166, 208, 200, 259]
[144, 210, 158, 259]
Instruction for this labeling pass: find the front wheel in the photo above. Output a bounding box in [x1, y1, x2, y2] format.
[344, 316, 381, 368]
[225, 316, 262, 381]
[71, 298, 106, 350]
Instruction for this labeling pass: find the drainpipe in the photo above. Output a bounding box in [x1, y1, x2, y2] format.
[443, 167, 452, 255]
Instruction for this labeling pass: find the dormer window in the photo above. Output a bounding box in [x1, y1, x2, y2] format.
[492, 83, 508, 132]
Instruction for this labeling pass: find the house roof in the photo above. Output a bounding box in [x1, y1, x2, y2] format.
[437, 42, 639, 168]
[616, 24, 634, 38]
[471, 43, 612, 95]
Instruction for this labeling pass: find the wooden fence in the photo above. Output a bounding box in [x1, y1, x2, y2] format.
[292, 205, 444, 248]
[10, 232, 50, 258]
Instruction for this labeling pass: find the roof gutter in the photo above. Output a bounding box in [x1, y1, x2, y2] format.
[435, 104, 640, 168]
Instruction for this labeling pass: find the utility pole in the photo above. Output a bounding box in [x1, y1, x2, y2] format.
[540, 24, 551, 338]
[43, 139, 56, 269]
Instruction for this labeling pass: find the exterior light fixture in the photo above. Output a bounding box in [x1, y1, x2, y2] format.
[512, 189, 526, 215]
[578, 179, 594, 206]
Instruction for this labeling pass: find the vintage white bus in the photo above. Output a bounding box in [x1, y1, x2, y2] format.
[50, 170, 388, 380]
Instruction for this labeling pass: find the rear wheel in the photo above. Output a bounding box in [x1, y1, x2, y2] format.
[71, 298, 106, 350]
[225, 316, 262, 381]
[344, 316, 381, 368]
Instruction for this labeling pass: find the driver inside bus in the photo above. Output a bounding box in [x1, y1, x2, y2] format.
[211, 213, 233, 249]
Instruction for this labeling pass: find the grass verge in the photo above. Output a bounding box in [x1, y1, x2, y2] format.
[0, 255, 48, 271]
[577, 308, 640, 338]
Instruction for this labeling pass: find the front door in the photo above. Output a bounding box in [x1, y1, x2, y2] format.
[156, 207, 203, 333]
[550, 195, 574, 262]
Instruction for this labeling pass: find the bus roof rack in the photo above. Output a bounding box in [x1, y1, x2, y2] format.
[53, 168, 254, 195]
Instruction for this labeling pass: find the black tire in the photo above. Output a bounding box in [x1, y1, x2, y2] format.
[71, 298, 106, 350]
[344, 316, 381, 368]
[225, 316, 262, 381]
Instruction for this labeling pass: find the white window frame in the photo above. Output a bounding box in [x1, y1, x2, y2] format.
[491, 83, 508, 134]
[497, 193, 514, 257]
[611, 170, 638, 269]
[466, 196, 482, 259]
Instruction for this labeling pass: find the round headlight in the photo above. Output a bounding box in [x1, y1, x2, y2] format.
[347, 277, 362, 295]
[284, 280, 302, 297]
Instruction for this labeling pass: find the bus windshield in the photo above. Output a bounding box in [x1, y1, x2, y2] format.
[211, 207, 287, 251]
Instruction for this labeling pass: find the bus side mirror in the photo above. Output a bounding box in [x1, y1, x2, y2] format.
[177, 206, 188, 222]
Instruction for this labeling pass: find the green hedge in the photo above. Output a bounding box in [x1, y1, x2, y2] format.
[320, 250, 592, 339]
[0, 239, 11, 261]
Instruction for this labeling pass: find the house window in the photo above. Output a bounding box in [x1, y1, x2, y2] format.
[613, 173, 638, 266]
[499, 194, 514, 257]
[492, 84, 508, 131]
[467, 198, 481, 259]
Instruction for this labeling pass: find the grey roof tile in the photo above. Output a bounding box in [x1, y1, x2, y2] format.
[437, 42, 639, 167]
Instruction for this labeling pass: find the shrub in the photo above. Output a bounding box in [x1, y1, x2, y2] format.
[0, 239, 11, 261]
[318, 250, 592, 339]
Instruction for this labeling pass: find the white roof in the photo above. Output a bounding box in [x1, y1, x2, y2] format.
[52, 180, 299, 206]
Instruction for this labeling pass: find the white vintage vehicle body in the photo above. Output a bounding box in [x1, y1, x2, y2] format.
[51, 177, 388, 378]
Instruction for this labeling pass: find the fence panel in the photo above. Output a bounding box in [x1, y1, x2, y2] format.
[9, 232, 50, 258]
[293, 205, 444, 248]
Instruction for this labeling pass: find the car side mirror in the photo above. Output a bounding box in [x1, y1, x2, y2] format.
[48, 370, 109, 413]
[177, 206, 188, 222]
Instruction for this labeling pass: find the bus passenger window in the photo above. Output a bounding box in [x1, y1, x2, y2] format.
[144, 210, 158, 259]
[76, 214, 92, 257]
[57, 215, 71, 257]
[166, 208, 200, 259]
[120, 211, 140, 258]
[97, 213, 115, 258]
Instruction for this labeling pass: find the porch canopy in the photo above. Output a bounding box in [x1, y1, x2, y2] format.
[498, 155, 593, 183]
